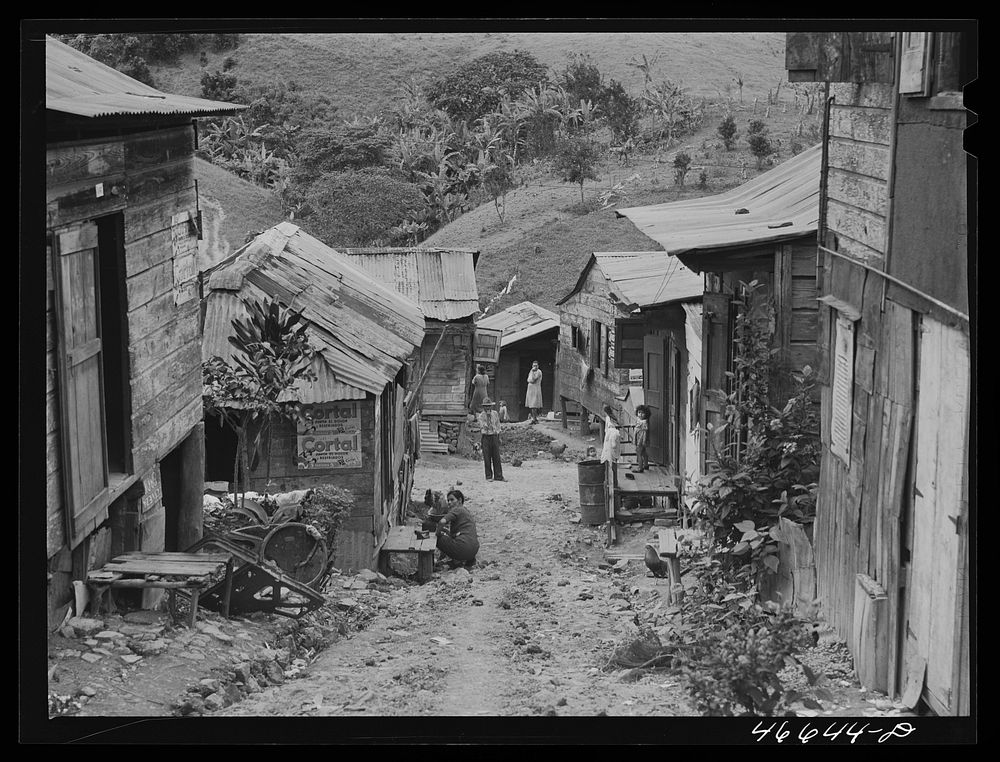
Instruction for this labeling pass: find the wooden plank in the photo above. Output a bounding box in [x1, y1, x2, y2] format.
[47, 139, 126, 187]
[829, 105, 892, 145]
[828, 140, 891, 182]
[123, 125, 194, 171]
[102, 560, 224, 576]
[124, 187, 197, 243]
[130, 342, 203, 410]
[790, 310, 818, 343]
[883, 401, 912, 698]
[921, 319, 969, 714]
[859, 392, 885, 575]
[853, 573, 889, 692]
[827, 199, 887, 254]
[125, 159, 194, 207]
[827, 170, 889, 218]
[128, 305, 200, 369]
[126, 259, 174, 308]
[47, 178, 127, 228]
[124, 228, 179, 278]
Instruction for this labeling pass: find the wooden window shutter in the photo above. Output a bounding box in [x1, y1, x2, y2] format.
[473, 327, 502, 364]
[900, 32, 933, 95]
[830, 311, 857, 465]
[590, 319, 600, 368]
[614, 318, 645, 370]
[52, 222, 110, 548]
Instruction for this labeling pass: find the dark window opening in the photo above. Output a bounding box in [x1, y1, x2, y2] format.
[204, 410, 240, 483]
[96, 214, 132, 474]
[160, 444, 182, 552]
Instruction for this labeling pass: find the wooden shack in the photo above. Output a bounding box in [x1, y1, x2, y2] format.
[342, 247, 481, 452]
[556, 253, 703, 479]
[201, 224, 425, 573]
[44, 36, 244, 628]
[785, 30, 972, 715]
[476, 301, 559, 422]
[619, 145, 823, 472]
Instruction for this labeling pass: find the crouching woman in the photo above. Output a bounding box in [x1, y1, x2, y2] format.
[429, 489, 479, 568]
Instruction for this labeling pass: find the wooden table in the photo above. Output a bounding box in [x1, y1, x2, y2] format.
[378, 525, 437, 583]
[86, 551, 233, 627]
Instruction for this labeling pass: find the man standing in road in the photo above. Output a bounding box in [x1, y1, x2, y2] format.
[477, 398, 505, 482]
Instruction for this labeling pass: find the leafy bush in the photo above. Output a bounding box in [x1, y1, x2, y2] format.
[426, 50, 549, 123]
[599, 79, 641, 143]
[718, 114, 738, 150]
[299, 485, 354, 547]
[691, 282, 820, 569]
[222, 56, 238, 72]
[201, 70, 238, 101]
[299, 168, 429, 247]
[553, 137, 601, 202]
[211, 33, 240, 52]
[748, 131, 776, 169]
[747, 118, 767, 135]
[673, 151, 692, 186]
[558, 53, 605, 107]
[292, 124, 394, 186]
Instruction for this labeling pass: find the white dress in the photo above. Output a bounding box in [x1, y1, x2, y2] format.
[525, 369, 543, 408]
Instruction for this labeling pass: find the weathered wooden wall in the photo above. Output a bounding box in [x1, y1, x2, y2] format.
[46, 123, 207, 621]
[419, 321, 475, 418]
[557, 267, 628, 422]
[46, 123, 202, 555]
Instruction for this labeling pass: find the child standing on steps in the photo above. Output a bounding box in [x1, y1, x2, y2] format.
[632, 404, 650, 472]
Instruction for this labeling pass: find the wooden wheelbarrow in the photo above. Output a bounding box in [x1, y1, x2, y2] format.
[185, 529, 327, 619]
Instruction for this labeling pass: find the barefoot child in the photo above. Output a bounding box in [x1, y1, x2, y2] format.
[632, 404, 650, 472]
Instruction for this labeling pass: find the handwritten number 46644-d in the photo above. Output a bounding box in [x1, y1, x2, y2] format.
[752, 720, 916, 744]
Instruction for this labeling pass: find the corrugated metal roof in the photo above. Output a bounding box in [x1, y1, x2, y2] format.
[46, 35, 245, 118]
[556, 252, 703, 309]
[203, 223, 423, 398]
[342, 248, 481, 321]
[477, 301, 559, 348]
[616, 144, 821, 256]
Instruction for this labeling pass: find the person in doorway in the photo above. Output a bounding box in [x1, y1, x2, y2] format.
[476, 398, 505, 482]
[433, 489, 480, 568]
[601, 404, 622, 488]
[469, 364, 489, 415]
[525, 361, 543, 423]
[632, 404, 651, 473]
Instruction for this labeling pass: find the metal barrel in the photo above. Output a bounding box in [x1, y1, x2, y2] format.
[577, 459, 607, 525]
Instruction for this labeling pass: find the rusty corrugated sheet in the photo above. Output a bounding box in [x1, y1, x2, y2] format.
[343, 247, 480, 321]
[46, 35, 244, 118]
[594, 252, 704, 309]
[617, 144, 821, 256]
[202, 223, 423, 399]
[477, 301, 559, 348]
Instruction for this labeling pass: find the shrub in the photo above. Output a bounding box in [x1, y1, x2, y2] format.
[747, 118, 767, 135]
[558, 53, 604, 106]
[426, 50, 549, 123]
[222, 56, 237, 72]
[748, 131, 775, 169]
[698, 168, 709, 189]
[553, 137, 601, 202]
[718, 114, 738, 150]
[673, 152, 692, 186]
[292, 124, 394, 187]
[211, 33, 240, 52]
[599, 79, 641, 143]
[201, 70, 239, 101]
[299, 168, 429, 247]
[299, 485, 353, 547]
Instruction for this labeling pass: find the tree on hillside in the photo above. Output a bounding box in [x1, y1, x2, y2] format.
[599, 79, 641, 144]
[553, 137, 601, 203]
[292, 123, 394, 187]
[426, 50, 549, 124]
[718, 114, 739, 151]
[558, 53, 605, 107]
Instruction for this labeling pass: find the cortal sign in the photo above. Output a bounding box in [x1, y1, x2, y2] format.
[296, 401, 363, 469]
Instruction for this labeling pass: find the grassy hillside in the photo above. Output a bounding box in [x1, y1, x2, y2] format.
[153, 31, 788, 117]
[183, 32, 822, 310]
[194, 157, 286, 271]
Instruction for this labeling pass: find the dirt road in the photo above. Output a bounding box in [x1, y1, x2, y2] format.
[217, 424, 698, 717]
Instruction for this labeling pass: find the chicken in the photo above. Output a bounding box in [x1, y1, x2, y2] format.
[644, 544, 670, 578]
[549, 441, 567, 457]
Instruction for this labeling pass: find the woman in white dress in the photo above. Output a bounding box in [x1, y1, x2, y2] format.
[525, 361, 543, 423]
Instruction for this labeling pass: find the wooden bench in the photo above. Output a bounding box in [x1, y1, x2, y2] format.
[87, 551, 233, 627]
[378, 525, 437, 584]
